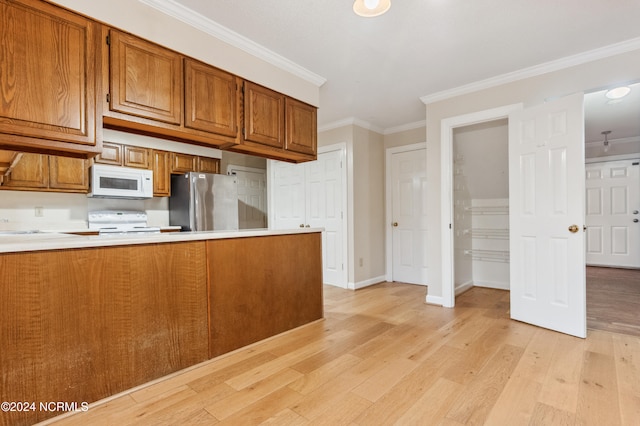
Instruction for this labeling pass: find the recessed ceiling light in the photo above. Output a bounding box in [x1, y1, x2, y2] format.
[605, 86, 631, 99]
[353, 0, 391, 17]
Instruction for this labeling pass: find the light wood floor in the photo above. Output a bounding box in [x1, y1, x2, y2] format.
[44, 283, 640, 426]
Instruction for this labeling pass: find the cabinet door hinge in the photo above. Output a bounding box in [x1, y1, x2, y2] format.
[106, 93, 110, 103]
[242, 128, 246, 138]
[106, 35, 110, 45]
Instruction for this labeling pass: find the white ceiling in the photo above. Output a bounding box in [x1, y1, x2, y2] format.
[160, 0, 640, 134]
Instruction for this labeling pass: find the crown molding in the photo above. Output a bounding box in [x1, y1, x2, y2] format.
[383, 120, 426, 135]
[318, 117, 384, 134]
[138, 0, 327, 87]
[420, 37, 640, 105]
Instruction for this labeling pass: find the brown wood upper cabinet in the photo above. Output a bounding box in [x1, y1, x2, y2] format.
[184, 59, 239, 138]
[151, 150, 171, 197]
[285, 98, 317, 156]
[103, 29, 239, 149]
[107, 30, 182, 124]
[94, 142, 149, 169]
[232, 81, 317, 163]
[243, 81, 285, 148]
[1, 153, 88, 193]
[0, 0, 102, 158]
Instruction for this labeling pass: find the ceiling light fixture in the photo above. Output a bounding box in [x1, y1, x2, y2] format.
[605, 86, 631, 99]
[353, 0, 391, 17]
[601, 130, 611, 153]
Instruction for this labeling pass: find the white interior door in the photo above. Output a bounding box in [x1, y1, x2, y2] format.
[509, 93, 586, 338]
[391, 149, 428, 285]
[229, 166, 267, 229]
[306, 149, 345, 287]
[270, 161, 305, 229]
[585, 159, 640, 268]
[269, 149, 347, 288]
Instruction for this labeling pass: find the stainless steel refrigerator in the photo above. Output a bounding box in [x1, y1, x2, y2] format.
[169, 172, 239, 231]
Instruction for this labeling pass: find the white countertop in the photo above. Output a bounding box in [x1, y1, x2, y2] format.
[0, 228, 323, 254]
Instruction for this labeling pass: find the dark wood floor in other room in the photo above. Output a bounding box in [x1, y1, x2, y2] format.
[587, 266, 640, 337]
[45, 283, 639, 425]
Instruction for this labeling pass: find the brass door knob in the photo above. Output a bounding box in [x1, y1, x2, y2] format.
[392, 222, 398, 227]
[568, 224, 579, 233]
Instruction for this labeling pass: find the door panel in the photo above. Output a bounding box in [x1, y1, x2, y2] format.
[585, 160, 640, 268]
[231, 168, 267, 229]
[391, 149, 428, 285]
[509, 93, 586, 338]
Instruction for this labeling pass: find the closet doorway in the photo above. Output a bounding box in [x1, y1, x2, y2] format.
[452, 119, 510, 296]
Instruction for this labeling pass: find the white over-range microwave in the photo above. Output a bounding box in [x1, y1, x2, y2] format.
[89, 164, 153, 199]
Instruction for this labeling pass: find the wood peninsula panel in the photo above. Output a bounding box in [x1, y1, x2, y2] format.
[0, 242, 208, 426]
[207, 233, 323, 357]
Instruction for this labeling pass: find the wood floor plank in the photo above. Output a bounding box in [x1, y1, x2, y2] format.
[612, 333, 640, 425]
[394, 377, 463, 425]
[575, 350, 622, 425]
[537, 333, 586, 413]
[288, 353, 362, 395]
[354, 345, 465, 425]
[206, 368, 302, 420]
[528, 402, 576, 426]
[350, 357, 419, 402]
[444, 344, 525, 425]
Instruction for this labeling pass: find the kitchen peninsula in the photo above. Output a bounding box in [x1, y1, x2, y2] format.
[0, 229, 322, 426]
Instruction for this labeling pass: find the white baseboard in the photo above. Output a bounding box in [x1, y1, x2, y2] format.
[348, 275, 386, 290]
[425, 294, 443, 306]
[455, 280, 473, 295]
[474, 280, 510, 291]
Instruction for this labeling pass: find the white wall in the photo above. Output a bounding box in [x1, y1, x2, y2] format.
[424, 48, 640, 300]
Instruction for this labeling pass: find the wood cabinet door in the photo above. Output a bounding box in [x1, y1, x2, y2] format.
[108, 30, 182, 125]
[49, 157, 89, 192]
[151, 150, 171, 196]
[171, 152, 197, 174]
[185, 59, 238, 138]
[1, 153, 49, 189]
[285, 98, 317, 156]
[94, 141, 123, 165]
[197, 156, 220, 174]
[243, 81, 284, 148]
[123, 145, 149, 169]
[0, 0, 100, 149]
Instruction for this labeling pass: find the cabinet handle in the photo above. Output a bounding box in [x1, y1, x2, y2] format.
[305, 224, 310, 228]
[299, 224, 305, 228]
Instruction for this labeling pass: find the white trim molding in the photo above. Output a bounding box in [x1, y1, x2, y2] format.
[138, 0, 326, 87]
[350, 275, 386, 290]
[420, 37, 640, 105]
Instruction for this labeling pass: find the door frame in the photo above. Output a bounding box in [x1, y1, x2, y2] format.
[385, 142, 427, 282]
[440, 103, 522, 308]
